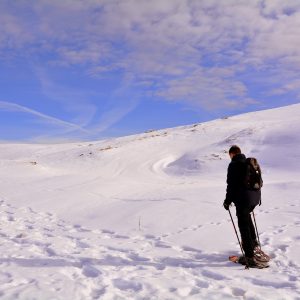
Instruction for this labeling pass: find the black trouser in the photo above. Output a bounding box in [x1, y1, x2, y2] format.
[237, 209, 258, 257]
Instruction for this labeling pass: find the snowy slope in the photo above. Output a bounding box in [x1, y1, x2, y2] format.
[0, 104, 300, 299]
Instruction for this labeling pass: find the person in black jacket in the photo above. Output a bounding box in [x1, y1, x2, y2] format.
[223, 145, 261, 261]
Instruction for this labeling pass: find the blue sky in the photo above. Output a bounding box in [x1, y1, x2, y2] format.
[1, 0, 300, 142]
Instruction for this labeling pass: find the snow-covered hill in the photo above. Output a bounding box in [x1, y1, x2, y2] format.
[0, 104, 300, 299]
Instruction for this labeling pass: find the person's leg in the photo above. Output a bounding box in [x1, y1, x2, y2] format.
[237, 211, 254, 257]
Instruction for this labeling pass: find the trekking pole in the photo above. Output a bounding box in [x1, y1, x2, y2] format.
[252, 211, 261, 249]
[228, 207, 249, 269]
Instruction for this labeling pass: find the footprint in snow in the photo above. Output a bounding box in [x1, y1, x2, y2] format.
[181, 246, 202, 253]
[82, 265, 102, 278]
[114, 234, 130, 239]
[73, 224, 90, 233]
[75, 240, 90, 249]
[101, 229, 115, 235]
[90, 287, 107, 299]
[154, 241, 171, 249]
[201, 269, 227, 281]
[112, 278, 143, 292]
[127, 253, 150, 262]
[231, 287, 246, 297]
[45, 247, 57, 257]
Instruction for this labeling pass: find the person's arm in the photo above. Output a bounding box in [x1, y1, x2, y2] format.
[224, 163, 235, 208]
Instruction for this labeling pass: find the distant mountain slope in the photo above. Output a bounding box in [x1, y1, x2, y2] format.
[0, 102, 299, 220]
[0, 104, 300, 299]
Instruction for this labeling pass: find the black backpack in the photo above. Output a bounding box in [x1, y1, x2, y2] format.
[244, 157, 263, 190]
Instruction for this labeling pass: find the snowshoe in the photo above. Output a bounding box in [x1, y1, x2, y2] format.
[229, 255, 269, 269]
[254, 246, 270, 262]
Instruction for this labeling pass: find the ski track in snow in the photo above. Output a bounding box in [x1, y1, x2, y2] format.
[0, 198, 300, 299]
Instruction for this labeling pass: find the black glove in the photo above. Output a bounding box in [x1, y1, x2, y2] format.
[223, 201, 230, 210]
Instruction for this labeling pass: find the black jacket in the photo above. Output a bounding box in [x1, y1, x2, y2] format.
[225, 153, 261, 211]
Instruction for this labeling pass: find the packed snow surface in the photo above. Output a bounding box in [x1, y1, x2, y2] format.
[0, 104, 300, 299]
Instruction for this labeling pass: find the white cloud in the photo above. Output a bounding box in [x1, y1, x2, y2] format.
[261, 0, 300, 17]
[1, 0, 300, 111]
[270, 79, 300, 98]
[156, 67, 254, 110]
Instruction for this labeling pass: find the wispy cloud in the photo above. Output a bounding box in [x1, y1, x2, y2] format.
[35, 67, 98, 127]
[91, 79, 141, 135]
[0, 100, 89, 134]
[34, 67, 139, 137]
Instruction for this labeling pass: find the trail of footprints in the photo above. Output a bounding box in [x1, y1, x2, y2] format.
[0, 199, 228, 299]
[0, 199, 300, 299]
